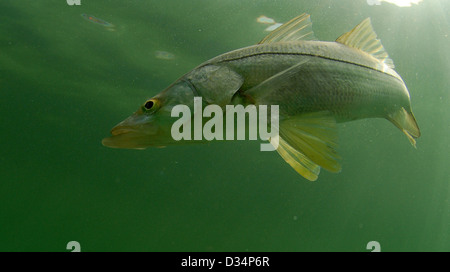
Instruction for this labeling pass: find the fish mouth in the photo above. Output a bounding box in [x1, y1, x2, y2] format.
[102, 113, 161, 149]
[110, 125, 140, 136]
[102, 127, 154, 149]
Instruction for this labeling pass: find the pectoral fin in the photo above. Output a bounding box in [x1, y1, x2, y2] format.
[245, 58, 310, 102]
[273, 112, 341, 180]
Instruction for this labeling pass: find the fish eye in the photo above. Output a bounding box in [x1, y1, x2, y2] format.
[142, 99, 159, 113]
[144, 100, 154, 110]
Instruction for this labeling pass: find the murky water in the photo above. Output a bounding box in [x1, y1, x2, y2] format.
[0, 0, 448, 251]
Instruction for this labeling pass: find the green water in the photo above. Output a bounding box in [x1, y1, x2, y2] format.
[0, 0, 448, 252]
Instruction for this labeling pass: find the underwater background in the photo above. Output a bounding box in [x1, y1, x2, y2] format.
[0, 0, 448, 251]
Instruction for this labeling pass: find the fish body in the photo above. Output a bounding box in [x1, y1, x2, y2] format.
[102, 14, 420, 181]
[81, 14, 115, 28]
[196, 40, 409, 122]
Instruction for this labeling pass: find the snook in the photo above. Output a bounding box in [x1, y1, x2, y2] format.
[102, 13, 420, 181]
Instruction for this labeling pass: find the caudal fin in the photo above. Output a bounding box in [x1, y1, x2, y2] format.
[387, 107, 421, 147]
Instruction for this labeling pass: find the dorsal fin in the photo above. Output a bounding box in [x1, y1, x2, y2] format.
[258, 13, 316, 44]
[336, 18, 395, 69]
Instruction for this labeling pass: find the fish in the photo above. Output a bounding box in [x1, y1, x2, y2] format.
[102, 13, 420, 181]
[81, 14, 115, 29]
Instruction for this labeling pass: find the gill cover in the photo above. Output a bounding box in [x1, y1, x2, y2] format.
[186, 65, 244, 107]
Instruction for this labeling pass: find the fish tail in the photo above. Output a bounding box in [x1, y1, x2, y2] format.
[387, 107, 421, 148]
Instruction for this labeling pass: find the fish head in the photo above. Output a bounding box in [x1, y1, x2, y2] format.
[102, 80, 195, 149]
